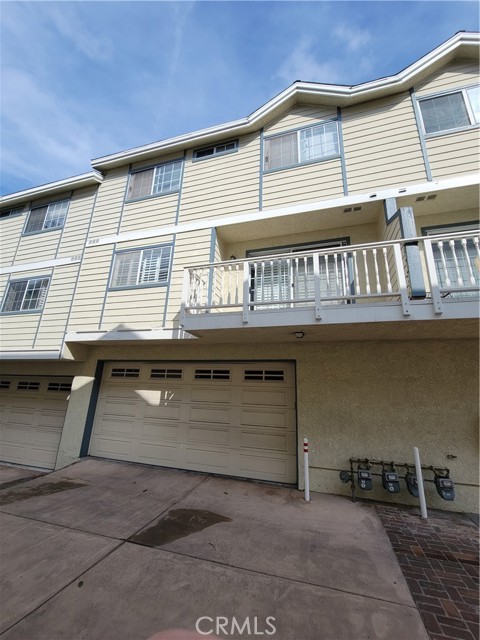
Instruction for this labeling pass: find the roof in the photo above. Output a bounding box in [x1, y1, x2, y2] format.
[0, 171, 103, 209]
[91, 31, 479, 170]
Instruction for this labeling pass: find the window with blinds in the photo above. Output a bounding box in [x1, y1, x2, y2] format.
[110, 245, 172, 289]
[264, 121, 340, 171]
[1, 277, 50, 313]
[127, 161, 183, 200]
[24, 200, 69, 234]
[419, 86, 480, 134]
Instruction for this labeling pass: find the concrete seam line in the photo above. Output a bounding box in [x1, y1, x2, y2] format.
[0, 509, 122, 542]
[126, 543, 420, 611]
[0, 540, 126, 637]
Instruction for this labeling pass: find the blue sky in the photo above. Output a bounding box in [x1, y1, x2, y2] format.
[1, 1, 479, 196]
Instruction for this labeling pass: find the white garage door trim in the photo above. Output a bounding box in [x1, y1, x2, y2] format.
[89, 361, 297, 484]
[0, 376, 72, 470]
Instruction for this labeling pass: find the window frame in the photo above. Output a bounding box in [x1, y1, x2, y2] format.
[418, 85, 480, 138]
[23, 199, 70, 236]
[126, 158, 184, 203]
[263, 119, 341, 173]
[0, 206, 24, 221]
[1, 275, 51, 315]
[109, 243, 173, 291]
[192, 139, 239, 162]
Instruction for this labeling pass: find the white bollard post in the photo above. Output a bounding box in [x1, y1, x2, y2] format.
[303, 438, 310, 502]
[413, 446, 428, 519]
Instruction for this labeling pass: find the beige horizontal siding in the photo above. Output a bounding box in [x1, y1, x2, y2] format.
[100, 286, 168, 331]
[165, 228, 213, 326]
[415, 60, 479, 96]
[14, 230, 61, 264]
[415, 209, 480, 235]
[115, 234, 174, 252]
[120, 193, 178, 233]
[225, 222, 379, 260]
[57, 185, 98, 256]
[0, 314, 40, 349]
[88, 167, 128, 237]
[67, 245, 114, 331]
[34, 265, 79, 350]
[265, 104, 337, 135]
[179, 133, 260, 223]
[131, 151, 184, 173]
[426, 129, 480, 179]
[343, 92, 427, 193]
[0, 216, 26, 267]
[262, 158, 344, 209]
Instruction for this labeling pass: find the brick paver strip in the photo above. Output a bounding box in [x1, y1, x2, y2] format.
[376, 504, 479, 640]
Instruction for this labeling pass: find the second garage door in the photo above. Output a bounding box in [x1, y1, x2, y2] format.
[0, 377, 72, 469]
[89, 361, 296, 483]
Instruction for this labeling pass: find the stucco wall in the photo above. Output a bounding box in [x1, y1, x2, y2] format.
[2, 337, 478, 513]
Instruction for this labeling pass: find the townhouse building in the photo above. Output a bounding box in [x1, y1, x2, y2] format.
[0, 32, 478, 512]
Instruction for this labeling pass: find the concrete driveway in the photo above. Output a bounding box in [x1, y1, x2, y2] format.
[0, 459, 428, 640]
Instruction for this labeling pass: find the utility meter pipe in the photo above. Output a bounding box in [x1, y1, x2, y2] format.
[414, 446, 428, 519]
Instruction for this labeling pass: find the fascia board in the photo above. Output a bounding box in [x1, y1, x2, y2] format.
[1, 171, 103, 208]
[91, 32, 479, 171]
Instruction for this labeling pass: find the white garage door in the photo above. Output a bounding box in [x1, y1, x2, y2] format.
[0, 377, 72, 469]
[89, 361, 296, 483]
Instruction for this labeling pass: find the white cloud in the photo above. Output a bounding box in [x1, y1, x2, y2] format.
[276, 38, 342, 85]
[333, 24, 372, 52]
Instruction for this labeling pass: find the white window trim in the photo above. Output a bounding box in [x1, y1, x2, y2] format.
[1, 276, 51, 314]
[126, 159, 183, 202]
[23, 200, 69, 235]
[109, 243, 173, 290]
[263, 119, 340, 173]
[418, 84, 480, 138]
[192, 140, 239, 162]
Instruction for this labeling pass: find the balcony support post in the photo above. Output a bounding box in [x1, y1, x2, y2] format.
[393, 243, 411, 316]
[180, 268, 190, 327]
[399, 207, 427, 299]
[423, 238, 443, 314]
[242, 261, 250, 324]
[313, 252, 322, 320]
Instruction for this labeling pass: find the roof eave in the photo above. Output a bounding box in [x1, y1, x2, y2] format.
[91, 31, 479, 170]
[0, 171, 103, 208]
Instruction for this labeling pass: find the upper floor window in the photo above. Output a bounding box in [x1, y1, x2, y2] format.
[1, 277, 50, 313]
[0, 207, 24, 220]
[127, 160, 183, 201]
[419, 86, 480, 135]
[264, 121, 340, 172]
[110, 244, 172, 289]
[193, 140, 238, 160]
[24, 200, 69, 235]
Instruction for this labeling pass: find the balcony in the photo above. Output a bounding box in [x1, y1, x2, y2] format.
[180, 231, 480, 338]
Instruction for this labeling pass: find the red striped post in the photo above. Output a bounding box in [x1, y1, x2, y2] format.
[303, 437, 310, 502]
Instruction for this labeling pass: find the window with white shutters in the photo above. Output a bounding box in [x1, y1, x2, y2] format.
[110, 245, 172, 289]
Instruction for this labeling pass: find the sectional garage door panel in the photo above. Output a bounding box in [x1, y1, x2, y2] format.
[89, 362, 296, 483]
[0, 378, 72, 469]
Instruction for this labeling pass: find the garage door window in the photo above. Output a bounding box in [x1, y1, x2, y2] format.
[194, 368, 231, 380]
[151, 368, 183, 379]
[0, 381, 11, 389]
[17, 381, 40, 390]
[47, 382, 72, 392]
[244, 369, 285, 381]
[111, 368, 140, 378]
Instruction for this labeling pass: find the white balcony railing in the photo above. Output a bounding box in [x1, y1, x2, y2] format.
[180, 231, 480, 328]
